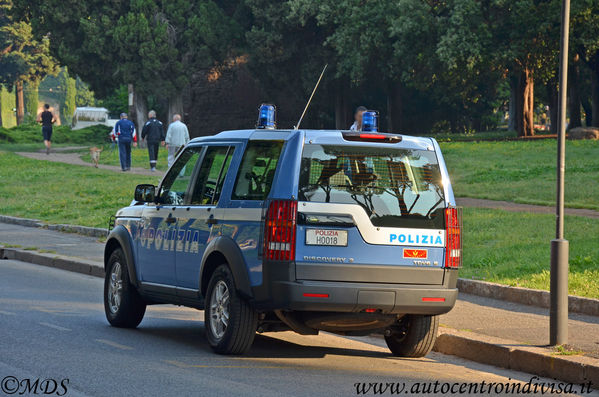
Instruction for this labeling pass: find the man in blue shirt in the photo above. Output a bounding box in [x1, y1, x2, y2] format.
[113, 113, 137, 171]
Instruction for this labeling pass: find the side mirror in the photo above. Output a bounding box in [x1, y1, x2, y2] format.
[134, 184, 156, 203]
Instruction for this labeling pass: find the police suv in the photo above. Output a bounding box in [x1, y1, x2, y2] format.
[103, 106, 462, 357]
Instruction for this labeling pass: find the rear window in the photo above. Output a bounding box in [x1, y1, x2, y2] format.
[232, 140, 284, 200]
[298, 145, 445, 229]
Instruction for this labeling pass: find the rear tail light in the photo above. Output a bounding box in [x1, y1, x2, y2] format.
[264, 200, 298, 261]
[444, 207, 462, 268]
[342, 132, 402, 143]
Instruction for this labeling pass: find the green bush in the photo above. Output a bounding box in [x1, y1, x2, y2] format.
[0, 123, 111, 145]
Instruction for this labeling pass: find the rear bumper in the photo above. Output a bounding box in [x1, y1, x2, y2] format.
[255, 280, 458, 315]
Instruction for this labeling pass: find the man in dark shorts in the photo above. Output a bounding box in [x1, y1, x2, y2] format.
[141, 110, 165, 172]
[37, 104, 56, 154]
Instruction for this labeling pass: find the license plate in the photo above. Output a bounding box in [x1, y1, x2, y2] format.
[305, 229, 348, 246]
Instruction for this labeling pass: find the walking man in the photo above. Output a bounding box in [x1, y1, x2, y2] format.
[114, 113, 137, 171]
[165, 114, 190, 167]
[141, 110, 165, 172]
[37, 104, 56, 154]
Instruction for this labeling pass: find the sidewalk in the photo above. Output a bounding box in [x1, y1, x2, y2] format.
[1, 222, 598, 383]
[456, 197, 599, 218]
[0, 222, 104, 263]
[441, 293, 599, 358]
[16, 151, 165, 177]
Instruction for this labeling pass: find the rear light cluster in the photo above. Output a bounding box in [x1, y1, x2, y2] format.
[342, 132, 402, 143]
[264, 200, 298, 261]
[444, 207, 462, 268]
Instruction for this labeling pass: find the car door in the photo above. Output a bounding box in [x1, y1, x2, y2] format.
[137, 147, 203, 290]
[175, 144, 236, 293]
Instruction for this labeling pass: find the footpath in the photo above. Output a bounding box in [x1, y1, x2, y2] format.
[1, 221, 598, 386]
[16, 150, 164, 177]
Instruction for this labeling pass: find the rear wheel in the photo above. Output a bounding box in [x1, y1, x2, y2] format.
[104, 248, 146, 328]
[385, 314, 439, 358]
[205, 264, 258, 354]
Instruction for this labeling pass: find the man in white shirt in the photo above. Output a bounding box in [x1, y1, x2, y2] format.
[349, 106, 367, 131]
[165, 114, 190, 167]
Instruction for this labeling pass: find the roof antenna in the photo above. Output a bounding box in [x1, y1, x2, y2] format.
[294, 64, 328, 130]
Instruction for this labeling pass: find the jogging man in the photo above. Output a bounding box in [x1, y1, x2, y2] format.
[165, 114, 190, 167]
[37, 104, 56, 154]
[114, 113, 137, 171]
[141, 110, 165, 172]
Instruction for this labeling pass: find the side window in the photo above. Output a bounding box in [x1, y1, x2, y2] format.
[158, 147, 202, 205]
[232, 140, 284, 200]
[190, 146, 235, 205]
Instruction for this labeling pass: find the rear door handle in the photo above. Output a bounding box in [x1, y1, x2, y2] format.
[165, 215, 177, 225]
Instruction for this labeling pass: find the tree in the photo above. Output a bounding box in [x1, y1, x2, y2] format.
[14, 0, 243, 126]
[24, 79, 38, 121]
[75, 77, 95, 107]
[98, 85, 127, 117]
[432, 0, 560, 136]
[296, 0, 402, 129]
[62, 68, 76, 124]
[244, 0, 342, 128]
[571, 0, 599, 128]
[0, 0, 56, 125]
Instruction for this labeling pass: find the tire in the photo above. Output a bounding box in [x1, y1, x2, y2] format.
[384, 315, 439, 358]
[104, 248, 146, 328]
[205, 264, 258, 354]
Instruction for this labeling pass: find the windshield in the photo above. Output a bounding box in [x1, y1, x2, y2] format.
[298, 144, 446, 229]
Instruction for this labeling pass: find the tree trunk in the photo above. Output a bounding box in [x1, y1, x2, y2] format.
[508, 75, 518, 131]
[0, 88, 3, 128]
[449, 113, 458, 134]
[567, 55, 582, 130]
[386, 82, 403, 133]
[546, 78, 559, 135]
[515, 68, 535, 137]
[15, 81, 24, 126]
[25, 80, 40, 122]
[334, 81, 349, 130]
[127, 84, 135, 119]
[581, 96, 592, 127]
[591, 63, 599, 128]
[168, 92, 184, 125]
[132, 86, 148, 144]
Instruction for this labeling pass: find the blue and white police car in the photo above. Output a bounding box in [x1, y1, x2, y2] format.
[103, 106, 462, 357]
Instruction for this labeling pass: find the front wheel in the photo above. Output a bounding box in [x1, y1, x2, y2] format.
[104, 248, 146, 328]
[385, 315, 439, 358]
[205, 264, 258, 354]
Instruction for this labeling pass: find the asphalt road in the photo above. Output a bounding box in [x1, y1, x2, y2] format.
[1, 259, 595, 397]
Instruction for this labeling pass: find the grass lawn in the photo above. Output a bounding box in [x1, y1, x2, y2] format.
[462, 208, 599, 299]
[79, 144, 169, 171]
[0, 151, 160, 228]
[441, 139, 599, 210]
[1, 138, 598, 298]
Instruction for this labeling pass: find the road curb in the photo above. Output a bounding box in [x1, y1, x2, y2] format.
[457, 278, 599, 317]
[1, 248, 104, 278]
[2, 214, 599, 317]
[0, 215, 108, 238]
[2, 246, 598, 386]
[434, 328, 599, 386]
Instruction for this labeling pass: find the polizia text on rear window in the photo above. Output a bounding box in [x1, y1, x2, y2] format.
[298, 145, 445, 229]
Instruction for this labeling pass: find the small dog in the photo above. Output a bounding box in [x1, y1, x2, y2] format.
[89, 147, 103, 168]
